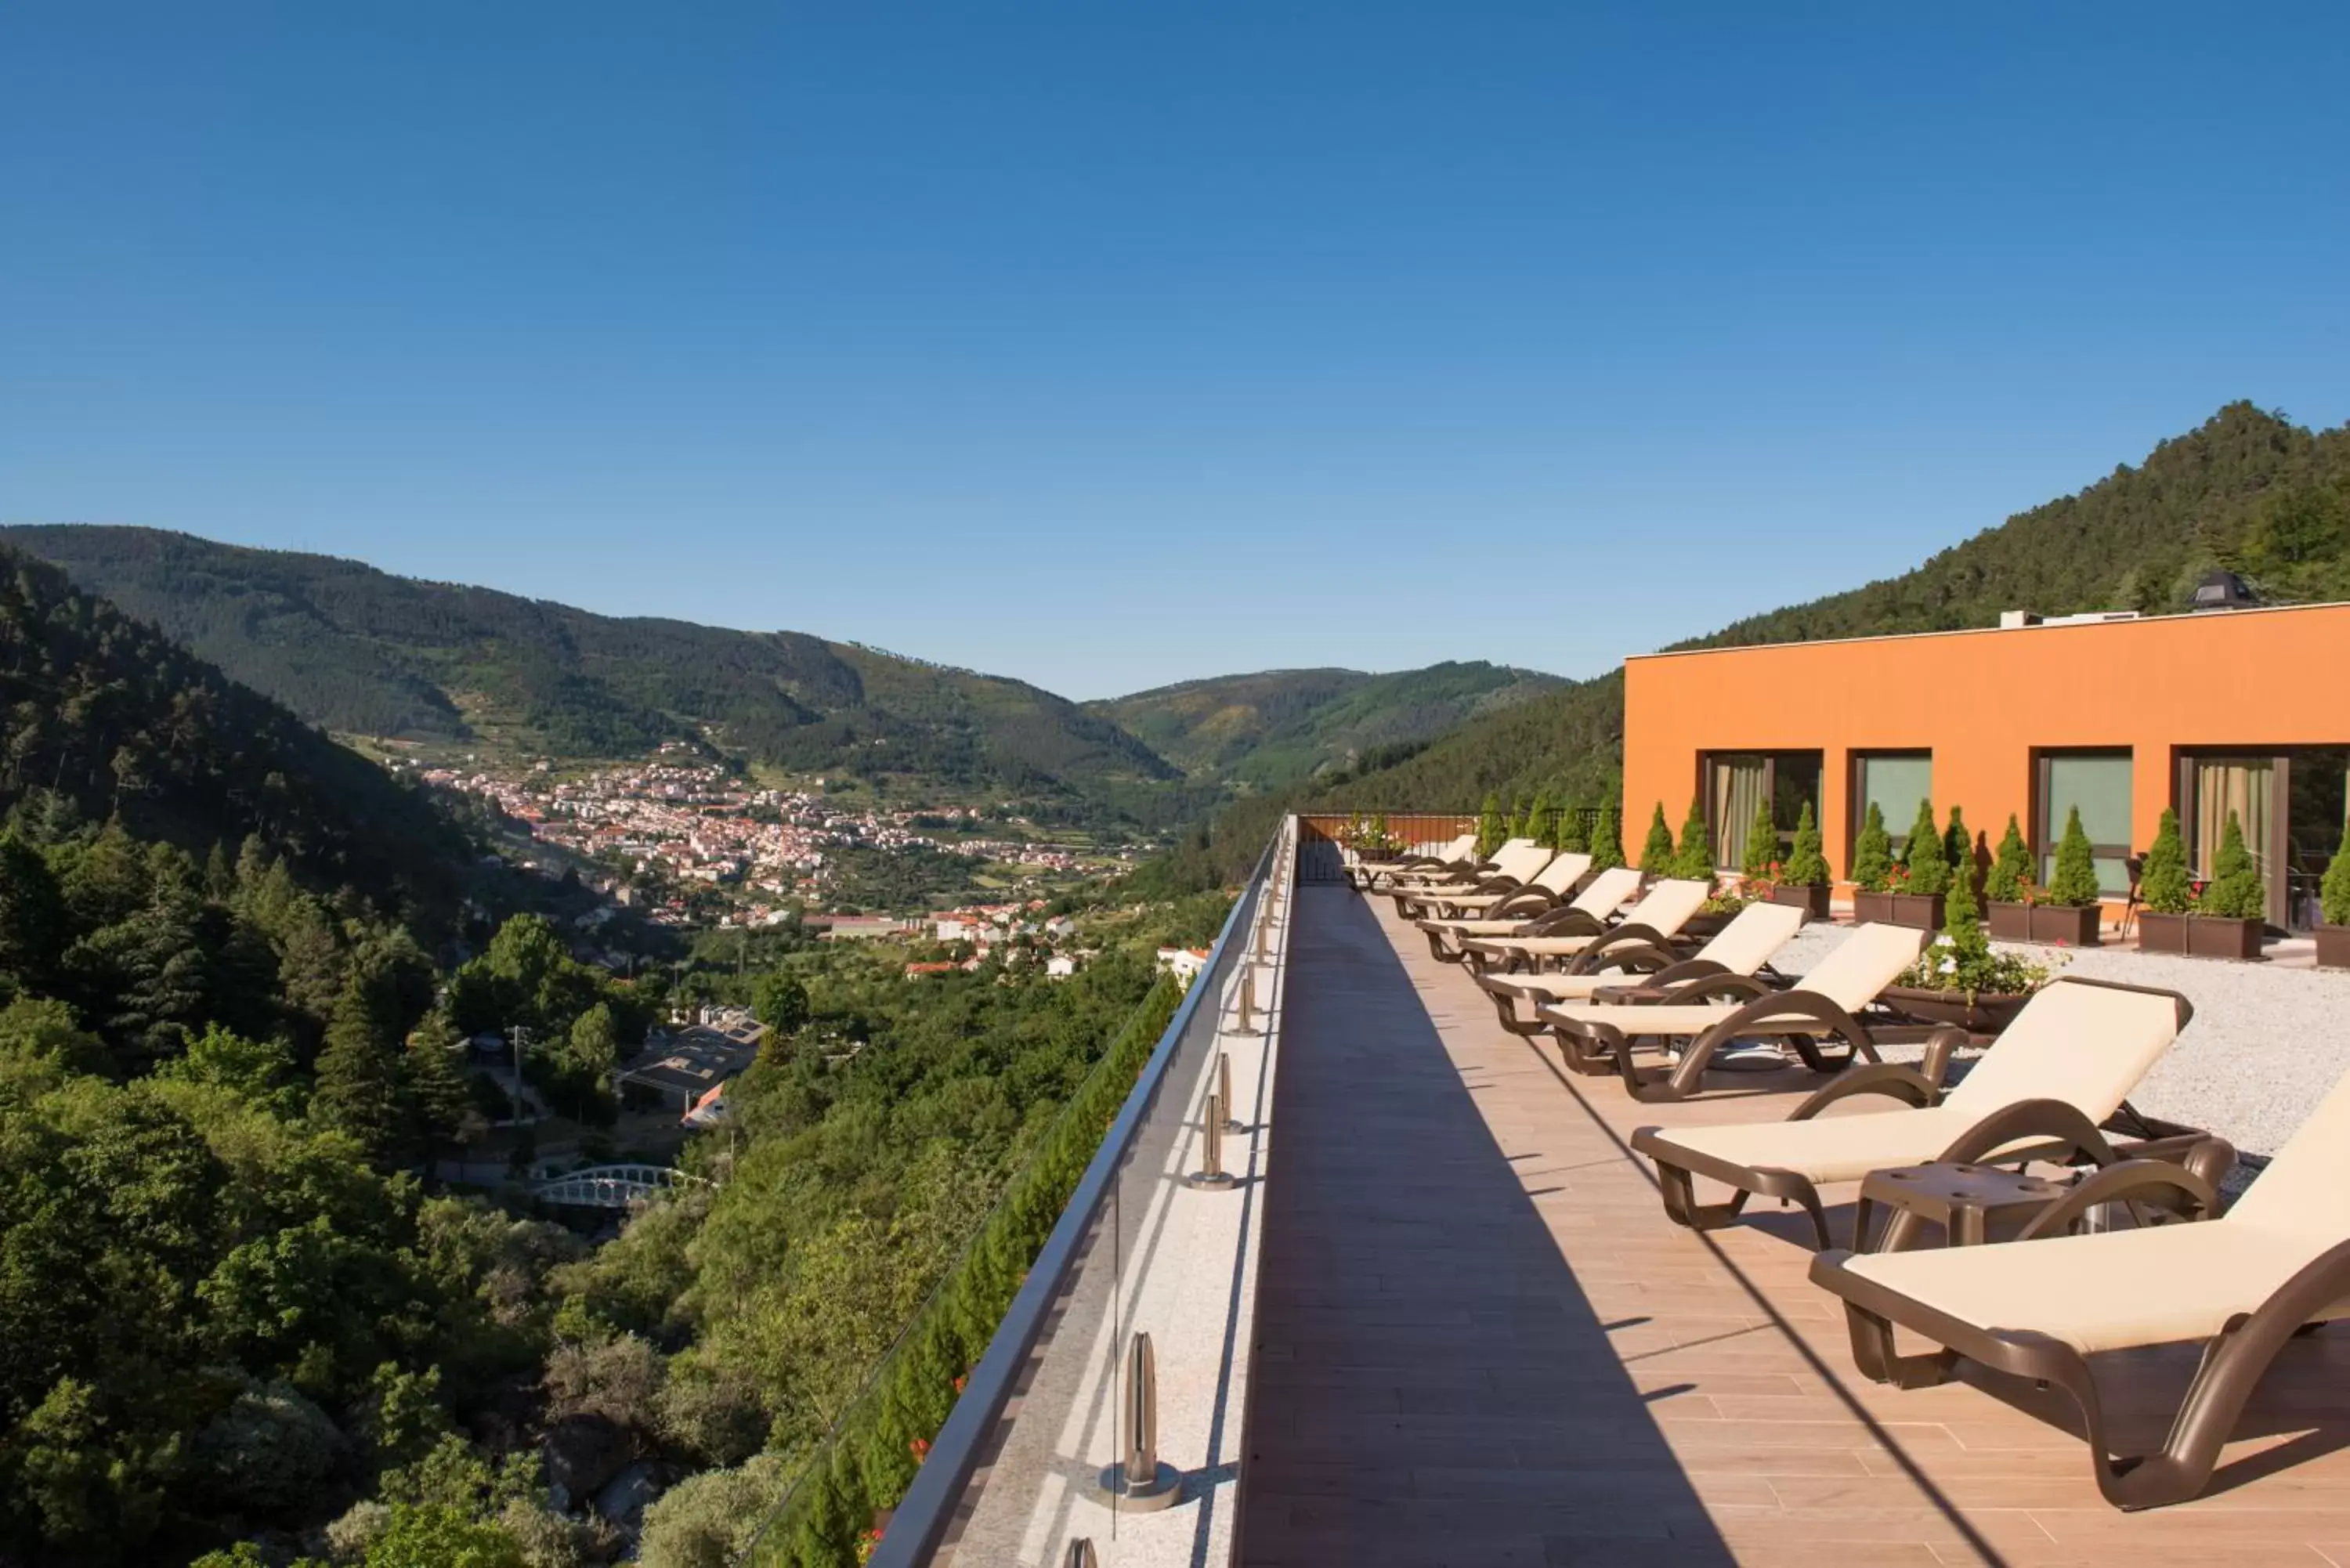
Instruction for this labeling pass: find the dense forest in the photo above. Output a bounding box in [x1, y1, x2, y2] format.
[5, 528, 1182, 815]
[1144, 403, 2350, 886]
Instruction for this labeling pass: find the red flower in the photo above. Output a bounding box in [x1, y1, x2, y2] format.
[953, 1375, 967, 1394]
[909, 1438, 931, 1461]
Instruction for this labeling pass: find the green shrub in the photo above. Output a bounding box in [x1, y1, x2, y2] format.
[1639, 804, 1676, 876]
[1944, 806, 1973, 883]
[1554, 802, 1589, 854]
[2198, 811, 2267, 920]
[1474, 794, 1506, 860]
[1900, 799, 1949, 897]
[1783, 802, 1829, 888]
[1669, 797, 1712, 882]
[1984, 815, 2031, 904]
[1739, 794, 1777, 882]
[2047, 807, 2103, 908]
[2140, 808, 2193, 914]
[2323, 818, 2350, 927]
[1850, 802, 1893, 892]
[1589, 801, 1625, 870]
[1524, 791, 1553, 849]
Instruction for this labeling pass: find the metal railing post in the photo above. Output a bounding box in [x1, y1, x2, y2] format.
[1184, 1093, 1237, 1191]
[1097, 1332, 1180, 1508]
[1217, 1051, 1242, 1132]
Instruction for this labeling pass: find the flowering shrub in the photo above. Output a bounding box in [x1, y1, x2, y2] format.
[1898, 927, 2051, 1002]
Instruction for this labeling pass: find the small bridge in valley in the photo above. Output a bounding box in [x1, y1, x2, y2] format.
[531, 1164, 710, 1209]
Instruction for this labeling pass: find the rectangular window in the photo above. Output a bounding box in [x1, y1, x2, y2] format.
[2037, 750, 2132, 897]
[1852, 751, 1932, 868]
[1703, 751, 1824, 872]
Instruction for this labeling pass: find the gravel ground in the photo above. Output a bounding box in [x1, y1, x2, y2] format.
[1773, 922, 2350, 1161]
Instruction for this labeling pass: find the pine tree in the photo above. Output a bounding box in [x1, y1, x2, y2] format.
[2140, 808, 2193, 914]
[1985, 814, 2032, 903]
[313, 978, 403, 1163]
[2047, 806, 2103, 908]
[1639, 804, 1676, 876]
[1901, 800, 1950, 896]
[1851, 802, 1893, 892]
[1740, 793, 1777, 882]
[0, 829, 66, 992]
[1589, 801, 1625, 870]
[2323, 816, 2350, 927]
[1784, 802, 1829, 887]
[1670, 797, 1712, 882]
[401, 1013, 479, 1158]
[1474, 794, 1506, 860]
[2200, 810, 2267, 919]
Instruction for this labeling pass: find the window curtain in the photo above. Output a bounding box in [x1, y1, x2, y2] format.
[1710, 756, 1767, 873]
[2193, 757, 2272, 879]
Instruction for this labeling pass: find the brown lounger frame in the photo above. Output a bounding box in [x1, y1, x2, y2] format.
[1810, 1201, 2345, 1510]
[1422, 894, 1625, 964]
[1475, 938, 1750, 1035]
[1628, 981, 2222, 1245]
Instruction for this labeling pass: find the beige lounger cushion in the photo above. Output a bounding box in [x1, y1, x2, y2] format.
[1488, 901, 1810, 999]
[1541, 922, 1922, 1034]
[1842, 1064, 2350, 1354]
[1647, 979, 2185, 1187]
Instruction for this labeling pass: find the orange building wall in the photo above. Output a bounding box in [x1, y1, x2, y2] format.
[1621, 604, 2350, 891]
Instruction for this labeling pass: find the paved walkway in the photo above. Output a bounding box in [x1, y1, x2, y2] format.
[1237, 884, 2350, 1567]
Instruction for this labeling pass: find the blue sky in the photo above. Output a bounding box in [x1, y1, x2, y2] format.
[4, 4, 2346, 699]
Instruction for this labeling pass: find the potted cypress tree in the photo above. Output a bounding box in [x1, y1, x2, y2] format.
[1891, 798, 1949, 930]
[2034, 805, 2106, 946]
[1474, 793, 1506, 861]
[2319, 818, 2350, 968]
[1738, 793, 1777, 888]
[1638, 804, 1676, 881]
[2135, 808, 2193, 954]
[1555, 800, 1589, 854]
[1884, 855, 2047, 1034]
[2189, 811, 2267, 959]
[1983, 814, 2035, 941]
[1772, 800, 1831, 920]
[1524, 790, 1553, 851]
[1850, 802, 1896, 924]
[1589, 800, 1625, 871]
[1670, 797, 1713, 883]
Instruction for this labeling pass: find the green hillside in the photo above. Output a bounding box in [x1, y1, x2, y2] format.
[0, 541, 468, 916]
[1088, 660, 1563, 788]
[5, 527, 1181, 810]
[1152, 403, 2350, 883]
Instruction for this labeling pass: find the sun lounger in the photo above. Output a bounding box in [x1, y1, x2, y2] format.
[1533, 922, 1930, 1102]
[1805, 1060, 2350, 1510]
[1477, 900, 1808, 1035]
[1408, 851, 1596, 925]
[1631, 977, 2217, 1248]
[1390, 840, 1555, 916]
[1347, 832, 1476, 891]
[1419, 866, 1658, 964]
[1384, 836, 1544, 896]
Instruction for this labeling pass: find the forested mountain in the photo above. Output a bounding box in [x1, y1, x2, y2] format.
[5, 527, 1182, 809]
[1153, 403, 2350, 882]
[0, 543, 467, 916]
[1086, 661, 1562, 788]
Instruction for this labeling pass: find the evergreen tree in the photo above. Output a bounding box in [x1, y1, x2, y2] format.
[2323, 817, 2350, 927]
[1943, 833, 1981, 935]
[1784, 802, 1829, 887]
[1985, 814, 2032, 903]
[1850, 802, 1893, 892]
[1638, 804, 1676, 876]
[1524, 791, 1553, 849]
[401, 1014, 478, 1158]
[1669, 797, 1712, 882]
[2200, 810, 2267, 919]
[1555, 803, 1589, 854]
[2047, 806, 2104, 908]
[1589, 801, 1625, 870]
[1473, 794, 1506, 860]
[2140, 808, 2193, 913]
[0, 829, 66, 992]
[1901, 800, 1949, 896]
[313, 980, 403, 1163]
[1740, 793, 1777, 882]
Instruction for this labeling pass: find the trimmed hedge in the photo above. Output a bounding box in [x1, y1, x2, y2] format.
[747, 971, 1188, 1566]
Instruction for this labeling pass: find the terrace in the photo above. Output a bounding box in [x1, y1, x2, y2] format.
[830, 820, 2350, 1568]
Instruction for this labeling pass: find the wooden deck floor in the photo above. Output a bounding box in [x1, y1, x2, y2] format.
[1235, 885, 2350, 1567]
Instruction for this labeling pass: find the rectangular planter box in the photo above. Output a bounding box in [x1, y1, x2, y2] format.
[2026, 904, 2102, 947]
[1851, 891, 1896, 925]
[2138, 911, 2263, 959]
[1768, 883, 1831, 921]
[2137, 911, 2189, 953]
[2187, 915, 2264, 960]
[1987, 901, 2032, 941]
[1888, 892, 1946, 931]
[2319, 924, 2350, 969]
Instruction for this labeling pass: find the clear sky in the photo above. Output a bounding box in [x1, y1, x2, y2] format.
[4, 4, 2346, 699]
